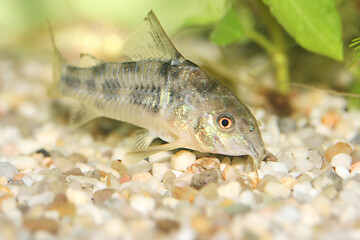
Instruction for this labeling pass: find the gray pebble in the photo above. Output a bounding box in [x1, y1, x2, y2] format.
[278, 117, 297, 133]
[191, 169, 219, 190]
[304, 134, 326, 148]
[351, 131, 360, 145]
[84, 170, 101, 180]
[308, 149, 323, 169]
[324, 167, 343, 191]
[0, 162, 18, 179]
[351, 174, 360, 182]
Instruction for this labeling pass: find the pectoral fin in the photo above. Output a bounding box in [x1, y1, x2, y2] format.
[124, 141, 181, 165]
[132, 129, 157, 149]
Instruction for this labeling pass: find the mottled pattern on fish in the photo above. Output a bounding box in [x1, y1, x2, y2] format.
[59, 60, 215, 141]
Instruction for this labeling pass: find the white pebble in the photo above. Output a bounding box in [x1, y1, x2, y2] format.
[301, 204, 321, 226]
[28, 172, 44, 183]
[331, 153, 352, 170]
[21, 175, 34, 187]
[308, 149, 323, 169]
[77, 203, 105, 225]
[103, 218, 128, 238]
[220, 157, 231, 172]
[222, 165, 240, 181]
[264, 181, 291, 198]
[147, 177, 167, 196]
[170, 150, 196, 171]
[339, 205, 358, 224]
[18, 103, 37, 118]
[66, 175, 105, 189]
[290, 170, 303, 178]
[335, 165, 350, 179]
[292, 182, 317, 201]
[274, 205, 301, 223]
[75, 162, 95, 173]
[67, 188, 91, 205]
[126, 160, 152, 176]
[262, 116, 280, 146]
[260, 162, 275, 176]
[238, 190, 256, 207]
[217, 181, 241, 200]
[95, 163, 120, 178]
[1, 197, 16, 212]
[27, 191, 55, 207]
[129, 194, 156, 215]
[43, 210, 60, 221]
[162, 197, 179, 209]
[152, 162, 170, 181]
[172, 173, 193, 187]
[294, 157, 314, 173]
[292, 147, 309, 159]
[171, 169, 184, 178]
[3, 208, 22, 224]
[266, 162, 290, 172]
[276, 151, 295, 171]
[0, 162, 17, 178]
[5, 155, 37, 170]
[232, 157, 244, 170]
[270, 162, 289, 173]
[293, 182, 313, 194]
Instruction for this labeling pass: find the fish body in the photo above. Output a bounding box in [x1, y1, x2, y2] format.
[49, 11, 267, 167]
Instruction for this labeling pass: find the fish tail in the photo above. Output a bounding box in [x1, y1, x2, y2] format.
[47, 20, 67, 98]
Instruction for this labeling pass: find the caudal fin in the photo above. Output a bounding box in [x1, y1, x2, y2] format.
[47, 20, 67, 98]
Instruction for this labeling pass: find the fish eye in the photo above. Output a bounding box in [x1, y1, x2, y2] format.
[217, 114, 234, 130]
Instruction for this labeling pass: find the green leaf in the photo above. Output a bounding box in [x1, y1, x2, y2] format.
[210, 7, 244, 45]
[178, 0, 228, 30]
[349, 37, 360, 66]
[262, 0, 343, 61]
[181, 14, 219, 28]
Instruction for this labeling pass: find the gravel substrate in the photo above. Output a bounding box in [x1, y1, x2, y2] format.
[1, 58, 360, 240]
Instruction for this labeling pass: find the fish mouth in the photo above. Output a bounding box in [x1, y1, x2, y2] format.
[240, 135, 267, 163]
[249, 144, 267, 161]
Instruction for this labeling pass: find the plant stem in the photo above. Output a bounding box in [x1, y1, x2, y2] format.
[243, 28, 274, 54]
[272, 50, 289, 94]
[259, 0, 290, 94]
[233, 0, 290, 94]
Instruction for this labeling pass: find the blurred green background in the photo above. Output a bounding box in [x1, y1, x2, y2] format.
[0, 0, 225, 57]
[1, 0, 360, 112]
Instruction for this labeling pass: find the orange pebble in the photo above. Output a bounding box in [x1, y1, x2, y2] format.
[13, 173, 25, 181]
[131, 172, 152, 183]
[324, 142, 352, 162]
[119, 174, 131, 183]
[350, 161, 360, 172]
[321, 111, 340, 128]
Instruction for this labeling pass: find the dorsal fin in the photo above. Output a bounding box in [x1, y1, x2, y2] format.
[79, 53, 105, 66]
[123, 10, 185, 63]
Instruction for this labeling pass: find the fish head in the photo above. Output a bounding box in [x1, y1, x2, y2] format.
[190, 91, 267, 163]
